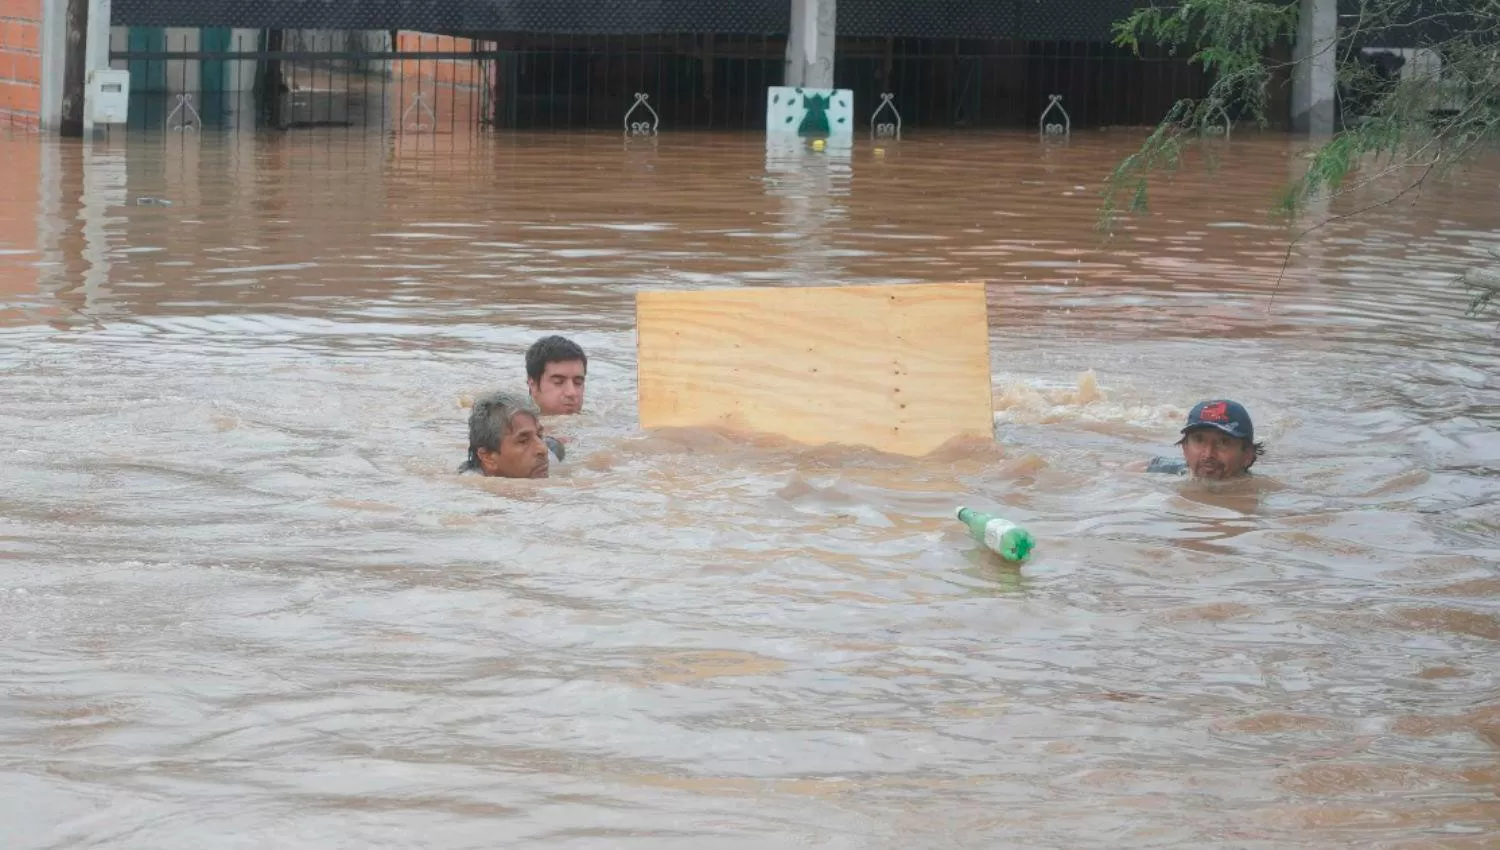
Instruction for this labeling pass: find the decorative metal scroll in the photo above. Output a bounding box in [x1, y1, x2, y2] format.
[1039, 94, 1070, 140]
[1203, 101, 1232, 139]
[870, 92, 902, 140]
[166, 94, 202, 132]
[403, 91, 436, 131]
[624, 92, 659, 137]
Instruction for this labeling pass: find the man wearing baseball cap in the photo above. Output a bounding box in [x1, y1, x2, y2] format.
[1144, 399, 1264, 480]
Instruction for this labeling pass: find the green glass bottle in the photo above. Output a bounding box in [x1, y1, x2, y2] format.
[956, 506, 1036, 563]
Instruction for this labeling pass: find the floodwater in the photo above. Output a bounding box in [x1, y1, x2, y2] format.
[1, 127, 1497, 849]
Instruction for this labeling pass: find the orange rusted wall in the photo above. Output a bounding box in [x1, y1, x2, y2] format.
[393, 31, 493, 130]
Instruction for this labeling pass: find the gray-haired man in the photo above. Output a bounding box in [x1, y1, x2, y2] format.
[457, 391, 564, 479]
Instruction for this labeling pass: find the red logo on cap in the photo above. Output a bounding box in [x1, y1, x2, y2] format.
[1200, 402, 1229, 422]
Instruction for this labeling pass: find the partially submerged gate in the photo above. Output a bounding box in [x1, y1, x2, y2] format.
[107, 31, 500, 134]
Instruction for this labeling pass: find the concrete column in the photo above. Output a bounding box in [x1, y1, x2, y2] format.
[1291, 0, 1336, 135]
[40, 0, 67, 129]
[785, 0, 835, 89]
[81, 0, 111, 133]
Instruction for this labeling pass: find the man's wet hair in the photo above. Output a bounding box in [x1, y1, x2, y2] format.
[526, 335, 587, 383]
[460, 391, 540, 472]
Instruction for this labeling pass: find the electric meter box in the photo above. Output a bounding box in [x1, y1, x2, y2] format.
[87, 70, 130, 124]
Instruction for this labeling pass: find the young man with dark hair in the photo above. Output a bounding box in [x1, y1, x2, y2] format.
[525, 335, 587, 416]
[1144, 399, 1265, 480]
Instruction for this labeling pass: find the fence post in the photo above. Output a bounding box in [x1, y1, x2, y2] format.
[59, 0, 89, 135]
[256, 28, 285, 128]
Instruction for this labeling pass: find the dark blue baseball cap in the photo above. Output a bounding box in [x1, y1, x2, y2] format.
[1180, 399, 1254, 442]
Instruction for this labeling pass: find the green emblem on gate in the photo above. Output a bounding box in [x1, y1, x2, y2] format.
[798, 93, 832, 137]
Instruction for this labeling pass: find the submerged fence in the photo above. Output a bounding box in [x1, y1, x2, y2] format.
[105, 30, 1212, 135]
[107, 31, 493, 134]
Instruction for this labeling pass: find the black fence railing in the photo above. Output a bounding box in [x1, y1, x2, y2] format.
[835, 37, 1211, 130]
[106, 30, 1212, 135]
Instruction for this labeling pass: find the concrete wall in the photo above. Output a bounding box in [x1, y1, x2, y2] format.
[1291, 0, 1336, 134]
[0, 0, 43, 127]
[157, 27, 200, 92]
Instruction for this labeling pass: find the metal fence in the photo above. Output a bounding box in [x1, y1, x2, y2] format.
[108, 31, 495, 134]
[106, 30, 1211, 135]
[836, 38, 1210, 130]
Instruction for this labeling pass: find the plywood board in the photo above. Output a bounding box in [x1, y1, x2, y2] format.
[635, 282, 994, 457]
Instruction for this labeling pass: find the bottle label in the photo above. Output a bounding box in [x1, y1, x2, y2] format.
[982, 518, 1018, 552]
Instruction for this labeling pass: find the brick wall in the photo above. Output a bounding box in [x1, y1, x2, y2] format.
[0, 0, 43, 128]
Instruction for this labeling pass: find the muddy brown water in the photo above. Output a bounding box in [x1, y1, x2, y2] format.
[1, 129, 1497, 849]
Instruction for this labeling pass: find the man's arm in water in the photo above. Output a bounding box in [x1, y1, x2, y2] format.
[1120, 457, 1189, 474]
[1144, 456, 1188, 475]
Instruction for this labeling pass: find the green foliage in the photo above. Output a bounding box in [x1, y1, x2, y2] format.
[1462, 265, 1500, 317]
[1100, 0, 1297, 228]
[1102, 0, 1500, 315]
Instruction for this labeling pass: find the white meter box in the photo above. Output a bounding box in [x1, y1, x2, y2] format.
[88, 70, 130, 124]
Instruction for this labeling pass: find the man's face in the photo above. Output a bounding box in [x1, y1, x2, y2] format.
[1180, 428, 1253, 480]
[528, 359, 586, 415]
[476, 414, 550, 478]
